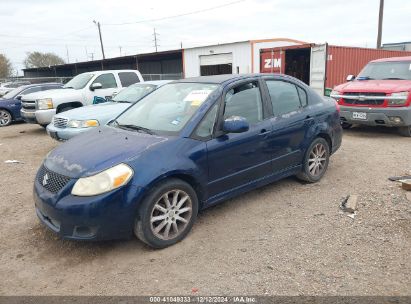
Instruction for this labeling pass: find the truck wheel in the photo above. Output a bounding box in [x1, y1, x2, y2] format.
[341, 122, 352, 129]
[57, 106, 74, 114]
[297, 137, 330, 183]
[398, 126, 411, 137]
[134, 178, 198, 249]
[0, 109, 12, 127]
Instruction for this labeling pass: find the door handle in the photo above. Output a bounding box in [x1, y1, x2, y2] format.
[259, 128, 270, 135]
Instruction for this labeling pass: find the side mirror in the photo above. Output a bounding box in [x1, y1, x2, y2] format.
[90, 82, 103, 91]
[346, 75, 355, 81]
[222, 116, 249, 133]
[16, 95, 22, 100]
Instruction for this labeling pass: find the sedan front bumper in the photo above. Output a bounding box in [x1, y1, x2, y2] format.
[46, 123, 92, 141]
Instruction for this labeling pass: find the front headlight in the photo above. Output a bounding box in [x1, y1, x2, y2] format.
[72, 163, 133, 196]
[330, 90, 342, 102]
[388, 91, 409, 106]
[67, 119, 99, 128]
[37, 98, 53, 110]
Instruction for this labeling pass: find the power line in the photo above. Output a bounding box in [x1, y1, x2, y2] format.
[103, 0, 246, 26]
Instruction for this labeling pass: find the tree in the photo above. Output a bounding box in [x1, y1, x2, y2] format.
[0, 54, 12, 78]
[24, 51, 65, 68]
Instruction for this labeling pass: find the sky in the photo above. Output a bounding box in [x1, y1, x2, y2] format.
[0, 0, 410, 75]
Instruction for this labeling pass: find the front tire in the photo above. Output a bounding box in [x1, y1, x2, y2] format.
[134, 178, 198, 248]
[297, 137, 330, 183]
[0, 109, 12, 127]
[398, 126, 411, 137]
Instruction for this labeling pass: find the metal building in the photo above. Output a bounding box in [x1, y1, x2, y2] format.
[183, 38, 306, 78]
[382, 41, 411, 52]
[23, 50, 183, 80]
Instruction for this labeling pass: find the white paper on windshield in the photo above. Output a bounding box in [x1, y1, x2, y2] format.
[184, 90, 213, 106]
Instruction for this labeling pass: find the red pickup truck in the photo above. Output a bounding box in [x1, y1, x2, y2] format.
[331, 56, 411, 137]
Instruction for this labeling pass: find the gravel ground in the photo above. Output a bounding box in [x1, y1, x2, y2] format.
[0, 122, 410, 296]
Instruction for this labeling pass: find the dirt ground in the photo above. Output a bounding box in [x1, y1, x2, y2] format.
[0, 122, 410, 296]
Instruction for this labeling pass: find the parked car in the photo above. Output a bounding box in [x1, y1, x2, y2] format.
[20, 70, 143, 127]
[0, 81, 31, 97]
[0, 83, 63, 127]
[34, 74, 342, 248]
[46, 80, 172, 140]
[331, 56, 411, 136]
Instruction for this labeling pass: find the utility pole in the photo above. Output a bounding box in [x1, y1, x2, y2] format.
[153, 28, 159, 52]
[65, 45, 70, 63]
[180, 42, 183, 49]
[93, 20, 106, 59]
[377, 0, 384, 48]
[119, 46, 122, 57]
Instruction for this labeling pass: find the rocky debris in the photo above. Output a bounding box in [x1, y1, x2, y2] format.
[401, 180, 411, 191]
[340, 195, 358, 213]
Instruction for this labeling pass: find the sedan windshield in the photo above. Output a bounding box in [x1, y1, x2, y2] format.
[63, 73, 94, 89]
[114, 82, 219, 135]
[112, 84, 157, 103]
[357, 61, 411, 80]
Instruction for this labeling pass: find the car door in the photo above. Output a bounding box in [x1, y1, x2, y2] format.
[205, 79, 273, 199]
[88, 73, 119, 104]
[263, 77, 314, 173]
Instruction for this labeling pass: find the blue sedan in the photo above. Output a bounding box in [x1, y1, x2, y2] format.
[0, 83, 63, 127]
[34, 74, 342, 248]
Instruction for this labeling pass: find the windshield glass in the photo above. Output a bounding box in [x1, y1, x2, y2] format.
[63, 73, 94, 89]
[357, 61, 411, 80]
[114, 82, 219, 135]
[2, 87, 25, 99]
[112, 84, 157, 103]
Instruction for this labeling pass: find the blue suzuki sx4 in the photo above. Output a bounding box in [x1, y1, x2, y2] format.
[34, 74, 342, 248]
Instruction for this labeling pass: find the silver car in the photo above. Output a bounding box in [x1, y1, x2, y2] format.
[46, 80, 172, 140]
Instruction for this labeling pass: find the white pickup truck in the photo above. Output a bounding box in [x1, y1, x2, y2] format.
[21, 70, 143, 126]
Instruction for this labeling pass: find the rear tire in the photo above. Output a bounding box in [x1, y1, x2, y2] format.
[398, 126, 411, 137]
[297, 137, 330, 183]
[0, 109, 12, 127]
[134, 178, 198, 248]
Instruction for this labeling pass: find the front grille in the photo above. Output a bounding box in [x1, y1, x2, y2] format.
[37, 165, 71, 193]
[53, 117, 68, 128]
[343, 92, 386, 106]
[22, 100, 36, 110]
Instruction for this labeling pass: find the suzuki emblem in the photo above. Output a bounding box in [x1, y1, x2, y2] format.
[43, 173, 49, 186]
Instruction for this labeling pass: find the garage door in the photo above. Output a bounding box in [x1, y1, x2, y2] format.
[200, 53, 233, 66]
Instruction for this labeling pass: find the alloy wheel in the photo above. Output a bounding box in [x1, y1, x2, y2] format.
[308, 143, 327, 176]
[0, 110, 11, 126]
[150, 189, 193, 240]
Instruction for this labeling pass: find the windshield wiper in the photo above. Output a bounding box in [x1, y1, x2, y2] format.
[357, 76, 374, 80]
[115, 100, 131, 103]
[117, 124, 156, 135]
[64, 86, 74, 89]
[382, 77, 406, 80]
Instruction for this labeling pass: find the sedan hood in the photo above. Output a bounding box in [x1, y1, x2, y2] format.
[55, 102, 131, 123]
[21, 88, 81, 101]
[44, 126, 170, 178]
[335, 80, 411, 93]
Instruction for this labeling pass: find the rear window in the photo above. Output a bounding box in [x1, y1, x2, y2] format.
[119, 72, 140, 87]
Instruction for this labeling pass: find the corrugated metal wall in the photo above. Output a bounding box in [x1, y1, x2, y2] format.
[326, 46, 411, 89]
[183, 42, 251, 77]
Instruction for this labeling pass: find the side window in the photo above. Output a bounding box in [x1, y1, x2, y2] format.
[223, 81, 263, 125]
[118, 72, 140, 87]
[266, 80, 301, 116]
[195, 102, 219, 139]
[42, 85, 61, 91]
[20, 87, 42, 96]
[92, 73, 117, 89]
[297, 86, 308, 107]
